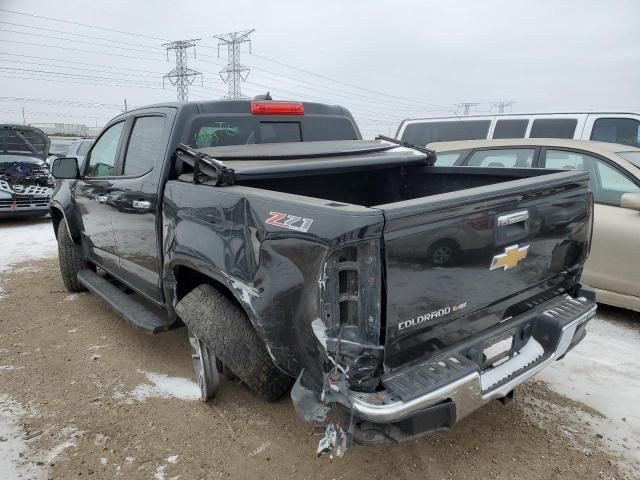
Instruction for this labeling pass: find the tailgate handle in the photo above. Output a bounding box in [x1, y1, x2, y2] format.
[497, 210, 529, 227]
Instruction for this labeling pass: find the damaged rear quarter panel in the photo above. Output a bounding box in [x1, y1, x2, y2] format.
[162, 181, 384, 378]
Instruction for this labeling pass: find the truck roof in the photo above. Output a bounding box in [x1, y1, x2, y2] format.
[124, 99, 352, 117]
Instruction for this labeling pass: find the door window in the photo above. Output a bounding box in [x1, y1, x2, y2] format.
[466, 148, 535, 168]
[124, 116, 166, 176]
[590, 118, 640, 147]
[492, 119, 528, 139]
[530, 119, 577, 139]
[86, 122, 125, 177]
[544, 149, 640, 206]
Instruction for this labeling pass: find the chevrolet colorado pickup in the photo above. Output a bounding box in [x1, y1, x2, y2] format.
[50, 99, 596, 445]
[0, 124, 53, 218]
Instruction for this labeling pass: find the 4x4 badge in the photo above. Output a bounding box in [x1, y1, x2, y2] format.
[490, 244, 530, 271]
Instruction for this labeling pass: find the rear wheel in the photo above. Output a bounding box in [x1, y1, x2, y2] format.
[57, 220, 87, 292]
[176, 284, 293, 401]
[188, 329, 219, 401]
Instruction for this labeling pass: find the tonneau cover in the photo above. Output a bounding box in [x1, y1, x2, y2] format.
[193, 140, 430, 178]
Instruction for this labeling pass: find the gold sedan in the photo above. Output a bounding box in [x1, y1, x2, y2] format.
[428, 138, 640, 312]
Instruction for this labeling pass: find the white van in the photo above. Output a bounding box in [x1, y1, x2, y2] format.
[396, 112, 640, 148]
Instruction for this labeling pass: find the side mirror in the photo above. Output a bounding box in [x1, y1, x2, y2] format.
[51, 157, 80, 179]
[620, 192, 640, 211]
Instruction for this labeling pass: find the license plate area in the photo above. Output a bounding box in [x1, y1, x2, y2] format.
[482, 329, 515, 367]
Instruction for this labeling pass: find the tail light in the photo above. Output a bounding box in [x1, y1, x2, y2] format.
[319, 240, 383, 392]
[250, 101, 304, 115]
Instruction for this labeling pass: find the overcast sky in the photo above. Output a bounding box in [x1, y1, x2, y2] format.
[1, 0, 639, 136]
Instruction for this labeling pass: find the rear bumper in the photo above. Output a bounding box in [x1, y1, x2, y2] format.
[348, 295, 595, 440]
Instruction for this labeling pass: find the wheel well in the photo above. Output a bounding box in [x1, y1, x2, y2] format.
[173, 266, 242, 309]
[50, 207, 63, 239]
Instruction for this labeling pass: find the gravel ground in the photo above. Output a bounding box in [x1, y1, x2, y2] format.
[0, 219, 635, 479]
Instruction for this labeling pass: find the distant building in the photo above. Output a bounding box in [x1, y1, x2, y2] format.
[29, 123, 100, 138]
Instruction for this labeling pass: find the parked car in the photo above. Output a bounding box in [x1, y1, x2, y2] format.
[46, 137, 81, 166]
[49, 99, 595, 446]
[397, 112, 640, 148]
[0, 124, 53, 218]
[66, 138, 94, 171]
[428, 138, 640, 312]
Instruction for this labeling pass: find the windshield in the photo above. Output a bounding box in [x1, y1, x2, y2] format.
[49, 139, 74, 155]
[618, 151, 640, 168]
[187, 116, 357, 150]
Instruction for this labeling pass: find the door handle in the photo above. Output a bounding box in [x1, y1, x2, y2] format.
[97, 195, 108, 203]
[497, 210, 529, 227]
[132, 200, 151, 210]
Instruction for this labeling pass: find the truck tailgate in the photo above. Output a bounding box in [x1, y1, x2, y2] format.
[380, 170, 592, 370]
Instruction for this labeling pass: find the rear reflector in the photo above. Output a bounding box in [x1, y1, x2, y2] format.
[251, 101, 304, 115]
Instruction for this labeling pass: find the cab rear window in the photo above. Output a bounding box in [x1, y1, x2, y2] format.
[189, 116, 357, 148]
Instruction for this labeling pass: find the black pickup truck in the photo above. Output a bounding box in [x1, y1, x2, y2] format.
[50, 99, 596, 445]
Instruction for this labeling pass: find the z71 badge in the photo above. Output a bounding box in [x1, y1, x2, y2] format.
[265, 211, 314, 233]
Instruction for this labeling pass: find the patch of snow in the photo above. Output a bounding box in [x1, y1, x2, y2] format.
[100, 457, 108, 466]
[0, 286, 5, 300]
[0, 219, 57, 273]
[67, 329, 78, 333]
[46, 426, 81, 463]
[86, 344, 111, 351]
[64, 294, 78, 301]
[0, 395, 45, 480]
[114, 371, 200, 404]
[153, 464, 167, 480]
[540, 316, 640, 473]
[249, 442, 270, 457]
[124, 456, 135, 464]
[166, 455, 178, 464]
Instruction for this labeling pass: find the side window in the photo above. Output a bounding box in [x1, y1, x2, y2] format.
[124, 116, 166, 176]
[594, 159, 640, 205]
[591, 118, 640, 147]
[86, 122, 125, 177]
[466, 149, 535, 168]
[401, 120, 491, 146]
[543, 149, 640, 206]
[435, 152, 463, 166]
[530, 119, 577, 139]
[492, 119, 528, 139]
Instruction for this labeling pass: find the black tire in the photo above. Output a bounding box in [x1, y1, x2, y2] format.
[57, 220, 87, 292]
[175, 284, 292, 401]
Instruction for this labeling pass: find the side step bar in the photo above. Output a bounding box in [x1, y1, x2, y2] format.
[77, 270, 172, 333]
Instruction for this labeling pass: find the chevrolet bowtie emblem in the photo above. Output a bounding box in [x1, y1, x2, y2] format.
[490, 244, 530, 271]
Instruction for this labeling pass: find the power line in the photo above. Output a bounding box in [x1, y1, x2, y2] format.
[0, 66, 160, 86]
[0, 27, 163, 56]
[0, 7, 169, 42]
[248, 52, 457, 113]
[1, 58, 161, 80]
[0, 53, 165, 75]
[0, 20, 160, 51]
[0, 96, 126, 109]
[213, 30, 255, 99]
[162, 39, 202, 102]
[0, 39, 168, 63]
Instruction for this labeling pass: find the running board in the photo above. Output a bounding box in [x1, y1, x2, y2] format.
[77, 270, 172, 333]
